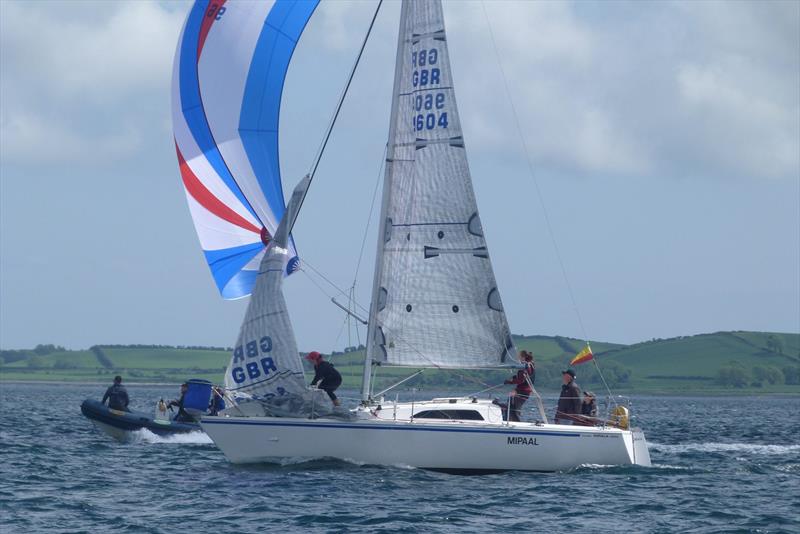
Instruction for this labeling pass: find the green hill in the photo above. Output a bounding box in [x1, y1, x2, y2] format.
[1, 332, 798, 394]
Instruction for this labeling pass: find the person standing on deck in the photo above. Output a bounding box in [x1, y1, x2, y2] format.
[555, 369, 582, 424]
[503, 350, 536, 422]
[306, 352, 342, 407]
[102, 375, 129, 411]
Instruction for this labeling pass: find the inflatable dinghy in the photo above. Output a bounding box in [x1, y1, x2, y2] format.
[81, 379, 213, 441]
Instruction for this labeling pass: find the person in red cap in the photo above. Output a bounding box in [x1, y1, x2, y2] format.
[306, 351, 342, 407]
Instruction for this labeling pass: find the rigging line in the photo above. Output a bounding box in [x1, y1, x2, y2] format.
[299, 267, 337, 301]
[282, 0, 384, 241]
[480, 2, 616, 402]
[329, 311, 351, 358]
[352, 145, 387, 290]
[479, 1, 590, 345]
[591, 357, 616, 405]
[302, 259, 372, 316]
[308, 0, 383, 182]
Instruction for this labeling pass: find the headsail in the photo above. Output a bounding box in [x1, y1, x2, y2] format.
[223, 176, 310, 401]
[365, 0, 516, 369]
[171, 0, 319, 299]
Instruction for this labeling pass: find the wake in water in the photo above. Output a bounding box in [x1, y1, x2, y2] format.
[650, 442, 800, 455]
[129, 428, 213, 445]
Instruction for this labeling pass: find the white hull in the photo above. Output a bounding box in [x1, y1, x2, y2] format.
[201, 412, 651, 472]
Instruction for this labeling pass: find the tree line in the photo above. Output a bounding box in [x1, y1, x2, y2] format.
[716, 363, 799, 388]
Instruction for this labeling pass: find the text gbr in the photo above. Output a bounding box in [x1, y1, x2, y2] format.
[230, 336, 277, 384]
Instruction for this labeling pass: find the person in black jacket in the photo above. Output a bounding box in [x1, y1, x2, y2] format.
[102, 375, 129, 411]
[306, 351, 342, 407]
[581, 391, 597, 417]
[555, 369, 582, 424]
[167, 383, 193, 422]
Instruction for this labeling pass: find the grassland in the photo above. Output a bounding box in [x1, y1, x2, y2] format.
[2, 331, 798, 395]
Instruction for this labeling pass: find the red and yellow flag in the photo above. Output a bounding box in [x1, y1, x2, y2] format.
[570, 345, 594, 366]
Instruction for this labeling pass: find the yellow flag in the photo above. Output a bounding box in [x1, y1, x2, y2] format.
[570, 345, 594, 366]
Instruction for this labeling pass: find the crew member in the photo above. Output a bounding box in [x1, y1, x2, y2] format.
[307, 351, 342, 407]
[102, 375, 129, 411]
[502, 350, 535, 422]
[555, 369, 582, 424]
[208, 386, 226, 416]
[167, 383, 193, 422]
[581, 391, 597, 417]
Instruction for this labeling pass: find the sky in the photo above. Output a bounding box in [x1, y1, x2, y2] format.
[1, 0, 798, 352]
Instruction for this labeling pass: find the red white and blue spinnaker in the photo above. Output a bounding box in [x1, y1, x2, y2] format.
[171, 0, 319, 299]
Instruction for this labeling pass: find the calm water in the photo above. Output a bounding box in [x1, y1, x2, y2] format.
[1, 383, 798, 533]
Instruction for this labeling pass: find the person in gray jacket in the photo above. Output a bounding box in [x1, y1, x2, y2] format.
[555, 369, 581, 424]
[102, 375, 129, 411]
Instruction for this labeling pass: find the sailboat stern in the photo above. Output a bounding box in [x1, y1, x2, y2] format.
[625, 428, 652, 467]
[630, 428, 652, 467]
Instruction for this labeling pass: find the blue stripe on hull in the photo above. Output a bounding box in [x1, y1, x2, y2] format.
[201, 418, 583, 438]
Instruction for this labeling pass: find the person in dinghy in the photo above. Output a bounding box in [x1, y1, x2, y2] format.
[102, 375, 129, 412]
[306, 352, 342, 407]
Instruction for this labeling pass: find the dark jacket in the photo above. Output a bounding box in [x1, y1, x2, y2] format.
[504, 362, 535, 395]
[581, 399, 597, 417]
[556, 380, 582, 420]
[168, 393, 192, 421]
[311, 361, 342, 390]
[209, 393, 225, 416]
[102, 384, 129, 411]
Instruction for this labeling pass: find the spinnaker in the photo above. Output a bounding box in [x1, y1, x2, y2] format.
[171, 0, 319, 299]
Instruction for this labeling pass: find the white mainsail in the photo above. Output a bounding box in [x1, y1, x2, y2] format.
[365, 0, 516, 371]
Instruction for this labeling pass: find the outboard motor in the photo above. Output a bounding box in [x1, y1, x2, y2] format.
[183, 379, 213, 417]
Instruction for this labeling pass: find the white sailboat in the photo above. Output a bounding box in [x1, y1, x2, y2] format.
[173, 0, 651, 472]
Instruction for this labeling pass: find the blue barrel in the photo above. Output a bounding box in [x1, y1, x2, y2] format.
[183, 379, 213, 415]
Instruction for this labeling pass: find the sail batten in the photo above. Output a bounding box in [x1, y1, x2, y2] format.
[365, 0, 516, 371]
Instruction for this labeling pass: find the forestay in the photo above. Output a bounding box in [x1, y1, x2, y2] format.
[366, 0, 516, 369]
[172, 0, 319, 299]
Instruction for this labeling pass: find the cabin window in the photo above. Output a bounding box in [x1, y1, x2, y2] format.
[413, 409, 484, 421]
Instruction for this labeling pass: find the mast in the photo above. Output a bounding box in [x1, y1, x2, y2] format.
[362, 0, 410, 403]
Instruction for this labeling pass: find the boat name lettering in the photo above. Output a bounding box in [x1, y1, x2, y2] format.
[507, 436, 539, 446]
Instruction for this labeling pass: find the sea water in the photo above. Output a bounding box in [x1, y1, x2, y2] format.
[0, 383, 798, 533]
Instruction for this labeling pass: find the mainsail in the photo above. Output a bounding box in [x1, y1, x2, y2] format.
[171, 0, 319, 299]
[365, 0, 516, 369]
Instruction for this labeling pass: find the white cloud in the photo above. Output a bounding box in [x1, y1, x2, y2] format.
[447, 0, 799, 180]
[1, 0, 797, 181]
[0, 0, 186, 167]
[0, 111, 141, 164]
[677, 58, 797, 178]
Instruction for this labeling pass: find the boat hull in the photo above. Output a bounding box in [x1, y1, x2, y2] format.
[80, 399, 201, 441]
[201, 416, 651, 472]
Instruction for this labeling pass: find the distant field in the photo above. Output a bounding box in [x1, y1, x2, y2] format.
[103, 347, 228, 370]
[2, 331, 798, 395]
